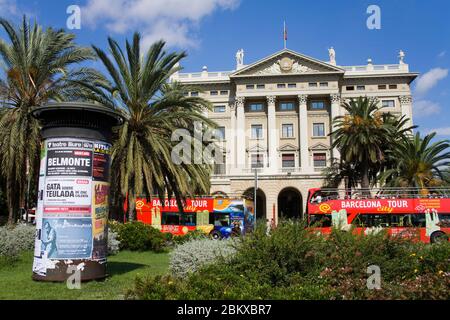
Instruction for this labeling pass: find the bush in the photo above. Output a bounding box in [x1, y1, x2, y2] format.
[170, 238, 238, 278]
[107, 227, 121, 255]
[0, 223, 36, 262]
[127, 220, 450, 300]
[171, 230, 208, 246]
[115, 221, 167, 252]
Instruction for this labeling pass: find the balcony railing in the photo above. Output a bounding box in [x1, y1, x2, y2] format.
[171, 71, 231, 82]
[280, 167, 302, 173]
[342, 63, 409, 74]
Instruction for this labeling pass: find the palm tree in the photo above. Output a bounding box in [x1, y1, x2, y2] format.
[0, 17, 96, 224]
[379, 132, 450, 189]
[331, 97, 399, 191]
[79, 33, 215, 220]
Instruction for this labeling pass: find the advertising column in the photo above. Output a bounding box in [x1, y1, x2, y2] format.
[31, 103, 123, 281]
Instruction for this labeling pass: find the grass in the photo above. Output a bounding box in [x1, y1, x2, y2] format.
[0, 250, 169, 300]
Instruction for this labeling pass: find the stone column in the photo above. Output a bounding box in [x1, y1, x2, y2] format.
[235, 97, 246, 171]
[267, 95, 278, 174]
[228, 102, 236, 174]
[330, 93, 341, 160]
[400, 95, 413, 129]
[298, 95, 312, 173]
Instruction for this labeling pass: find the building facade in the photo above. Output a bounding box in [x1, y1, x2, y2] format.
[171, 48, 418, 223]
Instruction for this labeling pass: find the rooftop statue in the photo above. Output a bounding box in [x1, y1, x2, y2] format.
[328, 47, 336, 65]
[236, 49, 244, 69]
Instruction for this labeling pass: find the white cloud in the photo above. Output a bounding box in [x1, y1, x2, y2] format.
[413, 100, 441, 117]
[0, 0, 17, 15]
[438, 51, 446, 58]
[415, 67, 448, 95]
[81, 0, 240, 48]
[429, 127, 450, 136]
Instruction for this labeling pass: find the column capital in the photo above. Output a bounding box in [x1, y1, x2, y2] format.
[330, 93, 341, 104]
[298, 94, 308, 105]
[235, 96, 245, 108]
[266, 95, 276, 105]
[399, 95, 412, 105]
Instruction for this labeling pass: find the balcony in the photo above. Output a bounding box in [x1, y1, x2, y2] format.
[280, 167, 302, 174]
[342, 63, 409, 76]
[171, 71, 231, 83]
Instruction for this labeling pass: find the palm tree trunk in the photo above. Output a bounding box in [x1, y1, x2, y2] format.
[361, 162, 371, 197]
[127, 194, 136, 222]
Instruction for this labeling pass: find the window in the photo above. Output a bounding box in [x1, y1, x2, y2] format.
[210, 90, 218, 96]
[191, 91, 199, 97]
[162, 212, 181, 225]
[313, 123, 325, 137]
[288, 83, 297, 88]
[313, 153, 327, 167]
[251, 125, 263, 139]
[309, 82, 318, 88]
[256, 84, 265, 89]
[251, 154, 264, 168]
[282, 124, 294, 138]
[182, 213, 197, 226]
[346, 86, 355, 91]
[382, 100, 395, 108]
[183, 92, 189, 96]
[378, 85, 387, 90]
[249, 103, 264, 112]
[215, 126, 225, 140]
[277, 83, 286, 88]
[220, 90, 228, 95]
[309, 214, 332, 227]
[214, 105, 226, 113]
[282, 154, 295, 168]
[389, 84, 398, 89]
[320, 82, 328, 87]
[246, 84, 255, 90]
[357, 85, 365, 91]
[280, 102, 295, 111]
[311, 101, 326, 110]
[214, 154, 226, 175]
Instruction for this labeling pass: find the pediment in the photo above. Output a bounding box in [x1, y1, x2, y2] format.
[309, 143, 330, 151]
[278, 143, 299, 152]
[230, 49, 344, 78]
[247, 143, 267, 153]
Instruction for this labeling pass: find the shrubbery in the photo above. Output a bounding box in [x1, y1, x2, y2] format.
[111, 221, 208, 252]
[126, 221, 450, 300]
[107, 227, 121, 255]
[0, 223, 35, 261]
[170, 238, 238, 278]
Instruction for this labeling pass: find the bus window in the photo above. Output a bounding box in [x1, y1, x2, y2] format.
[162, 212, 181, 225]
[352, 214, 366, 227]
[309, 214, 331, 227]
[390, 214, 425, 227]
[213, 213, 230, 227]
[182, 213, 196, 226]
[352, 214, 389, 228]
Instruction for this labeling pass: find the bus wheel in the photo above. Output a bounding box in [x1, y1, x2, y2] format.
[210, 230, 222, 240]
[430, 231, 449, 244]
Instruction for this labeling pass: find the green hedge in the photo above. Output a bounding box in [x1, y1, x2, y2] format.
[110, 221, 207, 252]
[126, 221, 450, 300]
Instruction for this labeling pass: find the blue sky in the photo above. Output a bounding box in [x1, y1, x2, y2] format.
[1, 0, 449, 138]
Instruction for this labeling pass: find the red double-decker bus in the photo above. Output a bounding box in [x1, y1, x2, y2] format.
[306, 187, 450, 243]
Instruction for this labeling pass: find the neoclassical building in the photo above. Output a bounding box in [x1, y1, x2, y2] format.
[171, 48, 418, 222]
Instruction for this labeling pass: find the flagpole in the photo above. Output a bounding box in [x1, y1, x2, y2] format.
[283, 21, 286, 49]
